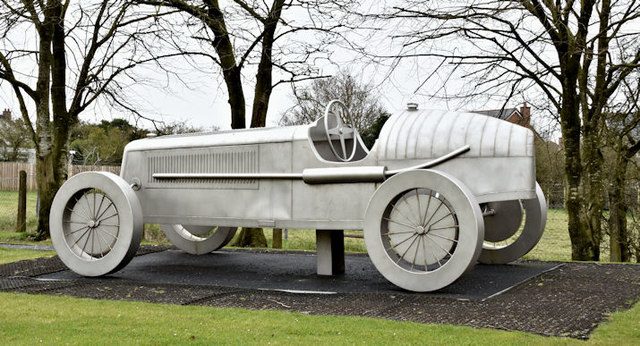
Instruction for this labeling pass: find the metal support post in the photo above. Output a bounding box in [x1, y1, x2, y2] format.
[315, 229, 345, 276]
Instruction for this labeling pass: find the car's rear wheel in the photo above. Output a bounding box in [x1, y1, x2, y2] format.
[50, 172, 142, 276]
[478, 182, 547, 264]
[364, 170, 484, 292]
[161, 224, 236, 255]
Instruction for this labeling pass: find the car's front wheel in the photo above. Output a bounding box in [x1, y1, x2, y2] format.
[50, 172, 143, 276]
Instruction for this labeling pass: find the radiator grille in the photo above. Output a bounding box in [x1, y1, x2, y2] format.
[146, 145, 259, 189]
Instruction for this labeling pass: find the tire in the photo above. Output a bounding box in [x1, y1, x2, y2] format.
[160, 225, 236, 255]
[50, 172, 142, 276]
[478, 182, 547, 264]
[364, 170, 484, 292]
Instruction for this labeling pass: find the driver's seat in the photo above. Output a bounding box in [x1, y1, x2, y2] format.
[308, 118, 368, 162]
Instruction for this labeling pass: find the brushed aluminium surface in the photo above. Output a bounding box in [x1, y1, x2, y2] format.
[119, 109, 537, 229]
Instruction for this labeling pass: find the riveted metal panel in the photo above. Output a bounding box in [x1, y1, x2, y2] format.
[377, 111, 405, 160]
[526, 131, 535, 156]
[480, 118, 500, 156]
[432, 111, 459, 157]
[465, 115, 488, 157]
[415, 110, 445, 158]
[448, 114, 469, 152]
[124, 125, 303, 152]
[493, 121, 513, 157]
[376, 109, 534, 161]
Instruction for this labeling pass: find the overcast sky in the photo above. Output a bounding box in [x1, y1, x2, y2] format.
[0, 1, 537, 133]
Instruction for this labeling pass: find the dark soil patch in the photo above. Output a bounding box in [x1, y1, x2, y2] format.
[1, 247, 639, 339]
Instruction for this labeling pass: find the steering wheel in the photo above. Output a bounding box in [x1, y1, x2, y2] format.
[323, 100, 358, 162]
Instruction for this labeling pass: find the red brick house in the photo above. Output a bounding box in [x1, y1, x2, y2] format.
[473, 103, 531, 128]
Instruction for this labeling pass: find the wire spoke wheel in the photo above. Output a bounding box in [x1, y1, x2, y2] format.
[364, 170, 484, 292]
[382, 188, 459, 272]
[50, 172, 142, 277]
[63, 189, 120, 259]
[161, 224, 237, 255]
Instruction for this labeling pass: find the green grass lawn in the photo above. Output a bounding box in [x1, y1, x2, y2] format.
[0, 189, 622, 262]
[524, 209, 574, 261]
[0, 190, 627, 263]
[0, 209, 596, 266]
[261, 228, 367, 253]
[0, 292, 637, 344]
[0, 190, 38, 235]
[0, 190, 54, 262]
[0, 247, 55, 264]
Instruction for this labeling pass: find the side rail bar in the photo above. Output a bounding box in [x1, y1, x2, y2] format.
[383, 145, 470, 176]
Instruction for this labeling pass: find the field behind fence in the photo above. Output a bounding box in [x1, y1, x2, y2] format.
[0, 162, 120, 232]
[0, 162, 120, 191]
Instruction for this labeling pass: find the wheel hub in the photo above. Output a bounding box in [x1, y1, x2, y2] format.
[87, 219, 100, 228]
[415, 225, 426, 235]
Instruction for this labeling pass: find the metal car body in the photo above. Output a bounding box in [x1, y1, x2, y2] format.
[120, 107, 535, 230]
[50, 101, 546, 292]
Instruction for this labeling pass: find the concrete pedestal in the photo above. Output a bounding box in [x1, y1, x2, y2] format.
[316, 229, 345, 276]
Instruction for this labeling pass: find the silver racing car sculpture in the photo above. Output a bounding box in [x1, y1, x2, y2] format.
[50, 100, 547, 292]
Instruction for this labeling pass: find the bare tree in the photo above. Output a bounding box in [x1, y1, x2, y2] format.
[374, 0, 640, 260]
[0, 1, 173, 239]
[534, 137, 564, 208]
[137, 0, 356, 129]
[603, 73, 640, 261]
[137, 0, 357, 247]
[279, 70, 388, 142]
[154, 120, 215, 136]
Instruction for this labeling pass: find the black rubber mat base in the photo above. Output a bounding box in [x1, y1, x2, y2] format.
[39, 249, 560, 301]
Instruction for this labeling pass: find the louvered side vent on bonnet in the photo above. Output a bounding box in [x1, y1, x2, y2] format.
[146, 145, 259, 190]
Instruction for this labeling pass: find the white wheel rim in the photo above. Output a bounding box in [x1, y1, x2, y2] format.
[161, 224, 236, 255]
[62, 190, 120, 259]
[382, 188, 460, 272]
[50, 172, 142, 277]
[482, 200, 523, 243]
[364, 170, 484, 292]
[478, 182, 547, 264]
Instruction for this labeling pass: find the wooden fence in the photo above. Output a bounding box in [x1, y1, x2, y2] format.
[0, 162, 120, 191]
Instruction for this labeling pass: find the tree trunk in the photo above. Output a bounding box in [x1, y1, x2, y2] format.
[234, 0, 285, 248]
[224, 66, 246, 129]
[203, 3, 246, 130]
[249, 0, 284, 128]
[16, 170, 27, 233]
[250, 66, 272, 128]
[609, 145, 632, 262]
[272, 228, 283, 249]
[581, 129, 603, 260]
[231, 227, 268, 248]
[34, 151, 66, 240]
[34, 0, 70, 240]
[561, 81, 599, 260]
[33, 11, 54, 240]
